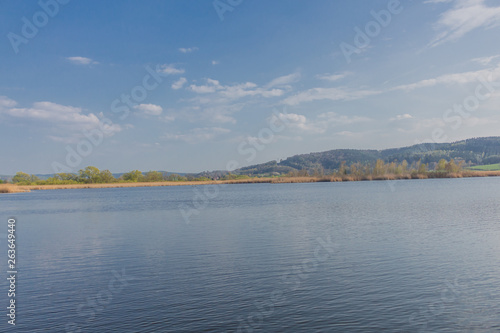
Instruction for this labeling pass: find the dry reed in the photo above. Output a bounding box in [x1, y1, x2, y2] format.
[0, 184, 30, 193]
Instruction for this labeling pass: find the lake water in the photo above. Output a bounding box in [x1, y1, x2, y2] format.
[1, 177, 500, 332]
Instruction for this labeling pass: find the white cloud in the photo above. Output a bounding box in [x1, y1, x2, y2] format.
[281, 87, 380, 106]
[66, 56, 98, 65]
[390, 114, 414, 121]
[318, 112, 372, 125]
[189, 79, 222, 94]
[0, 96, 17, 109]
[471, 55, 500, 66]
[393, 62, 500, 91]
[162, 127, 230, 144]
[177, 75, 295, 126]
[0, 99, 122, 142]
[160, 114, 176, 123]
[6, 101, 99, 124]
[158, 64, 185, 75]
[269, 111, 371, 134]
[179, 47, 198, 53]
[172, 77, 188, 90]
[133, 103, 163, 116]
[429, 0, 500, 47]
[265, 73, 300, 88]
[315, 72, 350, 82]
[211, 60, 220, 66]
[336, 131, 355, 136]
[198, 105, 241, 124]
[274, 112, 323, 134]
[220, 82, 283, 99]
[189, 78, 284, 99]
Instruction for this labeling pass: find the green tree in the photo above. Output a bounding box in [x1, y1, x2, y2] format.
[445, 159, 459, 173]
[30, 175, 40, 183]
[145, 171, 163, 182]
[166, 173, 187, 181]
[338, 161, 347, 175]
[12, 172, 31, 184]
[222, 172, 236, 180]
[418, 163, 428, 174]
[436, 159, 447, 172]
[373, 159, 386, 176]
[387, 162, 397, 174]
[99, 170, 116, 183]
[122, 170, 144, 182]
[55, 173, 78, 181]
[401, 160, 408, 174]
[78, 166, 101, 183]
[349, 164, 358, 176]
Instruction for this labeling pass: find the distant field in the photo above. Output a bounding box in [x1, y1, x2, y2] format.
[469, 163, 500, 171]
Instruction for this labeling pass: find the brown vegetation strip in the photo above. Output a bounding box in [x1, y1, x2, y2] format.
[2, 170, 500, 193]
[0, 184, 31, 193]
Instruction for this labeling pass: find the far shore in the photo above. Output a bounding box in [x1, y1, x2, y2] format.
[2, 170, 500, 194]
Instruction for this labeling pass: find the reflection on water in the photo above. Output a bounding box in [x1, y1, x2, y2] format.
[1, 177, 499, 332]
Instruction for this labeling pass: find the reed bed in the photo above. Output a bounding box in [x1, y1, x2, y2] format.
[0, 184, 30, 193]
[2, 170, 500, 193]
[14, 178, 274, 192]
[461, 170, 500, 177]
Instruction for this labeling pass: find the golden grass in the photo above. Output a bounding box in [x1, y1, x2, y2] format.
[461, 170, 500, 177]
[14, 178, 274, 192]
[271, 177, 318, 183]
[2, 169, 500, 193]
[0, 184, 30, 193]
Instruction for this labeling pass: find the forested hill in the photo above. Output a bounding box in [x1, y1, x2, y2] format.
[235, 137, 500, 175]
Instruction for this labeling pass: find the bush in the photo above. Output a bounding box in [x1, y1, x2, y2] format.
[193, 177, 211, 181]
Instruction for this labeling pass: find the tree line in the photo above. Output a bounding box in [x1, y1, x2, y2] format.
[9, 166, 210, 185]
[285, 158, 464, 178]
[7, 158, 465, 185]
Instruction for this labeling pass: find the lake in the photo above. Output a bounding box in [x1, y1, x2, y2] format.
[1, 177, 499, 332]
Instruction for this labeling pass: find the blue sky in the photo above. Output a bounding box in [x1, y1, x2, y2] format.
[1, 0, 500, 174]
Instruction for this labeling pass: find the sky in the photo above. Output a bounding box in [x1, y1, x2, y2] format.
[1, 0, 500, 174]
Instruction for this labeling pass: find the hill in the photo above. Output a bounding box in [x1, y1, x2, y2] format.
[233, 137, 500, 176]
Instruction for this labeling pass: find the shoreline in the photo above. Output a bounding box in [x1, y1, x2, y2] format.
[2, 170, 500, 193]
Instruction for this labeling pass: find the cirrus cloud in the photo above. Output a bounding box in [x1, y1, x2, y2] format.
[428, 0, 500, 47]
